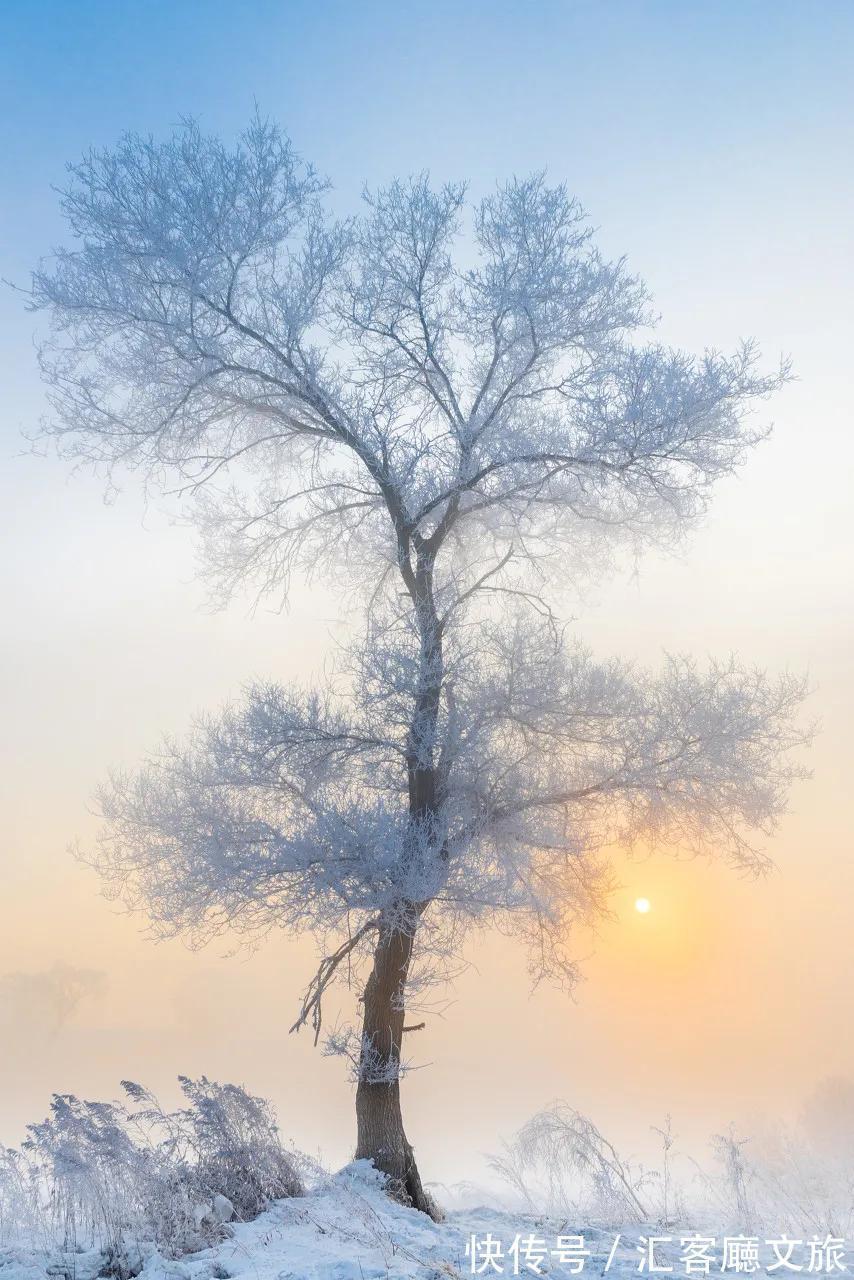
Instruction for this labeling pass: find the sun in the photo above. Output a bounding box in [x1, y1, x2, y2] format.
[634, 897, 651, 914]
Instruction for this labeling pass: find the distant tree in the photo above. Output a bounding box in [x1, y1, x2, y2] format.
[30, 118, 808, 1215]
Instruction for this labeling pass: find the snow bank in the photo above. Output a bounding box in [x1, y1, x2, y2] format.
[0, 1160, 669, 1280]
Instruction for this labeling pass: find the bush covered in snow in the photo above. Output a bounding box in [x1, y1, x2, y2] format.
[0, 1078, 304, 1267]
[490, 1101, 854, 1238]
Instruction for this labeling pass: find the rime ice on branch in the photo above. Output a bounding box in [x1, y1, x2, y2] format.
[31, 117, 808, 1215]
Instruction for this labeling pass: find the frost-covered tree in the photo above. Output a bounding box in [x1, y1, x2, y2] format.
[30, 118, 807, 1215]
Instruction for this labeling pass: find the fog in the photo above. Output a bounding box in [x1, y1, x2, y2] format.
[1, 0, 851, 1186]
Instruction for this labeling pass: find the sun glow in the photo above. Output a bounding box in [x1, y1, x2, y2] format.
[634, 897, 651, 914]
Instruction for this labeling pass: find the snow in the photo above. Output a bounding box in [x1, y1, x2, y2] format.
[0, 1161, 795, 1280]
[0, 1159, 603, 1279]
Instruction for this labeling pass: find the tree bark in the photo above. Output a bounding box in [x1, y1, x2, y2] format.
[352, 550, 443, 1218]
[354, 913, 436, 1217]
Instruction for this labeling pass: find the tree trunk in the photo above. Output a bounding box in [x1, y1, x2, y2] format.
[354, 914, 435, 1217]
[353, 552, 443, 1217]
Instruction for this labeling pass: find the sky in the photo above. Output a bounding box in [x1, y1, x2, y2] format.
[0, 0, 852, 1187]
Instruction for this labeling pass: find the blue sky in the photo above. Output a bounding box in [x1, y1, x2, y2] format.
[3, 0, 853, 426]
[2, 1, 853, 232]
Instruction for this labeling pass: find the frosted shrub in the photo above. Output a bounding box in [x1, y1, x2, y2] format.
[167, 1076, 304, 1219]
[495, 1102, 854, 1236]
[490, 1104, 651, 1225]
[22, 1094, 149, 1262]
[709, 1127, 755, 1231]
[0, 1144, 45, 1249]
[0, 1078, 304, 1266]
[709, 1123, 854, 1237]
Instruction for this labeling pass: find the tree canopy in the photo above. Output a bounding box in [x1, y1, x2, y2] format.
[30, 117, 808, 1206]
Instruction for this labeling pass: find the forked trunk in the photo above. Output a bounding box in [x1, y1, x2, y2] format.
[354, 914, 435, 1217]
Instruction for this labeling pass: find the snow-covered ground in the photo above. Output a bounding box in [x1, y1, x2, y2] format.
[1, 1161, 825, 1280]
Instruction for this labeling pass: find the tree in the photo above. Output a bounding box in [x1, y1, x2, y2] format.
[29, 118, 808, 1216]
